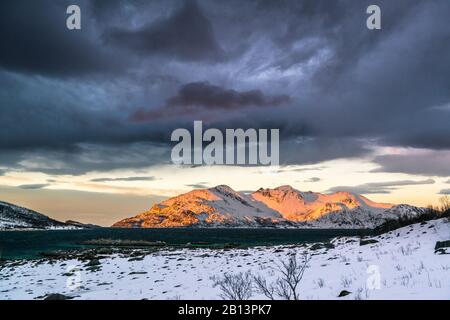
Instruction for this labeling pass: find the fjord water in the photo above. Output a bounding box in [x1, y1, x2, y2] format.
[0, 228, 367, 260]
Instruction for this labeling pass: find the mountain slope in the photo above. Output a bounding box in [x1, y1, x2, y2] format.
[113, 185, 286, 228]
[0, 201, 76, 230]
[113, 185, 424, 229]
[251, 185, 392, 221]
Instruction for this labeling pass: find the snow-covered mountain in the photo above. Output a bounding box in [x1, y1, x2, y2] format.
[0, 201, 79, 230]
[113, 185, 424, 229]
[113, 185, 287, 228]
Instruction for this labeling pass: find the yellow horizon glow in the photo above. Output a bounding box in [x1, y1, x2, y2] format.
[0, 156, 448, 226]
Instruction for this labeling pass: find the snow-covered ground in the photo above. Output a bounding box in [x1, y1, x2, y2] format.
[0, 225, 81, 231]
[1, 219, 449, 300]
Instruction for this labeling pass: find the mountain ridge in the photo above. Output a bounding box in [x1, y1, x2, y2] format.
[113, 185, 424, 229]
[0, 201, 90, 230]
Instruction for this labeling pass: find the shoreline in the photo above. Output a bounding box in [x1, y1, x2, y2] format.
[0, 228, 368, 261]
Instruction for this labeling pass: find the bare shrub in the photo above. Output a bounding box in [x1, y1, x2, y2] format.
[340, 276, 352, 288]
[355, 286, 370, 300]
[399, 245, 413, 256]
[399, 272, 413, 287]
[212, 271, 253, 300]
[439, 195, 450, 212]
[254, 253, 311, 300]
[354, 287, 363, 300]
[316, 278, 325, 288]
[416, 261, 425, 274]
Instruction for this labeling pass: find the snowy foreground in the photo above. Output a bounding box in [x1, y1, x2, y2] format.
[1, 219, 449, 300]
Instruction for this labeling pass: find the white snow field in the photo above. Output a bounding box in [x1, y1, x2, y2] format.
[1, 218, 449, 300]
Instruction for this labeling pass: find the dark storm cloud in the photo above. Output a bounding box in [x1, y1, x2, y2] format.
[90, 176, 157, 182]
[440, 189, 450, 195]
[18, 184, 50, 190]
[0, 0, 450, 174]
[104, 1, 225, 62]
[131, 82, 290, 121]
[279, 138, 371, 166]
[88, 0, 146, 20]
[327, 179, 435, 195]
[0, 0, 121, 77]
[167, 82, 290, 109]
[217, 0, 450, 152]
[0, 143, 171, 176]
[0, 71, 182, 151]
[372, 152, 450, 177]
[308, 0, 450, 149]
[375, 111, 450, 151]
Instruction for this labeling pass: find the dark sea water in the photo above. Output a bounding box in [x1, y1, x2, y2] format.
[0, 228, 368, 260]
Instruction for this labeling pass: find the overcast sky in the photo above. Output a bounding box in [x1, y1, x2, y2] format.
[0, 0, 449, 225]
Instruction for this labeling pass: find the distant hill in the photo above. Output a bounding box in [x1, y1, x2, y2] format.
[65, 220, 101, 229]
[0, 201, 87, 230]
